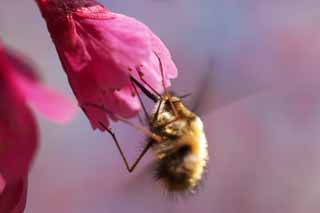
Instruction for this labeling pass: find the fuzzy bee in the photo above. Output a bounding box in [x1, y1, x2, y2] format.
[87, 57, 208, 194]
[88, 56, 260, 194]
[149, 92, 208, 192]
[92, 79, 209, 194]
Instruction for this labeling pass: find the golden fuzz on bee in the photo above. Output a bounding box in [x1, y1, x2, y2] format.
[149, 94, 208, 193]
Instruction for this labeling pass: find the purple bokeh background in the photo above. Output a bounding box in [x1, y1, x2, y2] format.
[1, 0, 320, 212]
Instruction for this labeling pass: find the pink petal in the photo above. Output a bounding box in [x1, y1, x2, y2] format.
[57, 15, 92, 72]
[0, 175, 5, 194]
[11, 70, 78, 124]
[0, 178, 28, 213]
[103, 86, 141, 119]
[0, 47, 38, 183]
[0, 106, 38, 183]
[37, 2, 178, 129]
[75, 12, 175, 91]
[76, 13, 152, 68]
[66, 64, 110, 130]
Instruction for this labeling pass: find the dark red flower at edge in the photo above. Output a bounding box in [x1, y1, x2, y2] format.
[0, 178, 28, 213]
[0, 43, 77, 212]
[36, 0, 178, 130]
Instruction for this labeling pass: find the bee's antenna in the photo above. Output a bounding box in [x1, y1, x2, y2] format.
[153, 52, 178, 117]
[137, 112, 146, 126]
[154, 52, 169, 95]
[153, 98, 163, 122]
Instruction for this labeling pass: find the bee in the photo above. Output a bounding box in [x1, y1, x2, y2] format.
[86, 54, 208, 194]
[149, 92, 208, 192]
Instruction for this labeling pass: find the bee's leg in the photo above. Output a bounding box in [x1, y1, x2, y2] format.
[153, 98, 162, 122]
[82, 103, 162, 171]
[137, 112, 146, 126]
[99, 122, 153, 173]
[82, 103, 162, 142]
[129, 140, 153, 172]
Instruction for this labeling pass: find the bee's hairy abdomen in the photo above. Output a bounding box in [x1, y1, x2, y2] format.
[152, 116, 208, 193]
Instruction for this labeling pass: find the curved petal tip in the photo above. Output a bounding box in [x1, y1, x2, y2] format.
[12, 71, 78, 124]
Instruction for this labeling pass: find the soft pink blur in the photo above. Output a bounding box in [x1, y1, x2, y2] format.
[11, 71, 78, 124]
[1, 0, 320, 213]
[0, 42, 77, 212]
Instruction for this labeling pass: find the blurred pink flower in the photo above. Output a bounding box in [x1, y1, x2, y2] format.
[0, 44, 77, 212]
[36, 0, 178, 130]
[0, 178, 28, 213]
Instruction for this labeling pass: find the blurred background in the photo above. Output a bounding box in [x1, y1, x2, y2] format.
[1, 0, 320, 212]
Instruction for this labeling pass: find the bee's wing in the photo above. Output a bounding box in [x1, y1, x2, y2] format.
[190, 60, 266, 116]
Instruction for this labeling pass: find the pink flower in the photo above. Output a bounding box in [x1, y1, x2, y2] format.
[0, 43, 77, 212]
[0, 178, 28, 213]
[36, 0, 178, 130]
